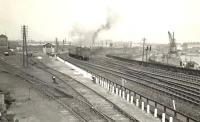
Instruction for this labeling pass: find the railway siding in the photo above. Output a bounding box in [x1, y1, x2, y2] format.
[0, 59, 81, 122]
[101, 58, 200, 92]
[59, 55, 200, 122]
[35, 56, 161, 122]
[32, 58, 139, 122]
[66, 57, 200, 105]
[0, 58, 112, 122]
[106, 55, 200, 82]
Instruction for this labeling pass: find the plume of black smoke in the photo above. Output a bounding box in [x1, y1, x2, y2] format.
[92, 16, 111, 47]
[70, 9, 118, 47]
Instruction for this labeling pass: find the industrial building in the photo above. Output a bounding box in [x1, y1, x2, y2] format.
[182, 42, 200, 52]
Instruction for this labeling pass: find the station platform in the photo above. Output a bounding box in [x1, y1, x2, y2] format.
[41, 56, 161, 122]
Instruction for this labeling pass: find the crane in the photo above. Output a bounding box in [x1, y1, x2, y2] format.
[168, 31, 177, 54]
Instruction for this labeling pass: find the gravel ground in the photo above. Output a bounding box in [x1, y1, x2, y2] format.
[0, 54, 78, 122]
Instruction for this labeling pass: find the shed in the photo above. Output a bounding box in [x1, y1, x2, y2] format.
[43, 43, 55, 54]
[0, 34, 8, 48]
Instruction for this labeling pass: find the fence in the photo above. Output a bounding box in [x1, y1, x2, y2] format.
[57, 56, 199, 122]
[88, 71, 198, 122]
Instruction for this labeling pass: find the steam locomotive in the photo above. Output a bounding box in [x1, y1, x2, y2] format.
[68, 47, 91, 60]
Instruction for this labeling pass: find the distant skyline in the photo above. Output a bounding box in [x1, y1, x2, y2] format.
[0, 0, 200, 44]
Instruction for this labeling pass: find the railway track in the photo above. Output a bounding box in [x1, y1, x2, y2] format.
[106, 55, 200, 84]
[106, 55, 200, 78]
[91, 57, 200, 102]
[58, 55, 200, 121]
[102, 57, 200, 87]
[0, 59, 114, 122]
[0, 60, 83, 122]
[62, 56, 200, 106]
[30, 58, 139, 122]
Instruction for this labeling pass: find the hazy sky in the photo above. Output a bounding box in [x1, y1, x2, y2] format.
[0, 0, 200, 43]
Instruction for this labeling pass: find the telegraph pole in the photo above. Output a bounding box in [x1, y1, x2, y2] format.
[62, 39, 64, 51]
[22, 27, 25, 67]
[22, 25, 28, 67]
[55, 38, 59, 53]
[146, 47, 148, 62]
[142, 38, 146, 63]
[25, 27, 28, 67]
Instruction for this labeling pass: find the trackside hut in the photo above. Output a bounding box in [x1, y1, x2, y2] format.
[0, 34, 8, 49]
[43, 43, 55, 54]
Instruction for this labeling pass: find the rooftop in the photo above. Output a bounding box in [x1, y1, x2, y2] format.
[0, 34, 7, 38]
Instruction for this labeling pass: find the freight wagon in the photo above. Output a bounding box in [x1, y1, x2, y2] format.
[69, 47, 90, 60]
[107, 54, 200, 76]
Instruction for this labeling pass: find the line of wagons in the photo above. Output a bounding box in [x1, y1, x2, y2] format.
[69, 48, 200, 76]
[68, 47, 91, 60]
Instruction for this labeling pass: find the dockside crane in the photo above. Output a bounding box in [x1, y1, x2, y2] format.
[168, 31, 177, 55]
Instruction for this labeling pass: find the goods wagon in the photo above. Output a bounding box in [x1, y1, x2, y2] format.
[107, 54, 200, 76]
[69, 47, 90, 60]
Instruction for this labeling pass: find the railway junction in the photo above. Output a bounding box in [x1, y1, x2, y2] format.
[2, 0, 200, 121]
[0, 51, 199, 122]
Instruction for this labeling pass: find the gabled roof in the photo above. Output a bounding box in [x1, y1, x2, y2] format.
[43, 43, 55, 48]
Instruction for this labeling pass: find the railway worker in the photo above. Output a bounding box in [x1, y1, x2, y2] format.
[92, 76, 96, 83]
[52, 76, 56, 83]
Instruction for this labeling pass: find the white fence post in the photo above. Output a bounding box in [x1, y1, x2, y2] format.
[169, 117, 173, 122]
[96, 77, 98, 84]
[119, 89, 121, 97]
[136, 99, 139, 107]
[107, 82, 110, 90]
[130, 96, 133, 104]
[154, 108, 157, 117]
[127, 93, 129, 102]
[141, 102, 144, 111]
[112, 86, 115, 93]
[122, 91, 125, 99]
[115, 88, 118, 95]
[162, 113, 165, 122]
[147, 105, 150, 114]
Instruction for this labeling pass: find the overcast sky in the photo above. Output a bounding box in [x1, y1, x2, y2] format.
[0, 0, 200, 44]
